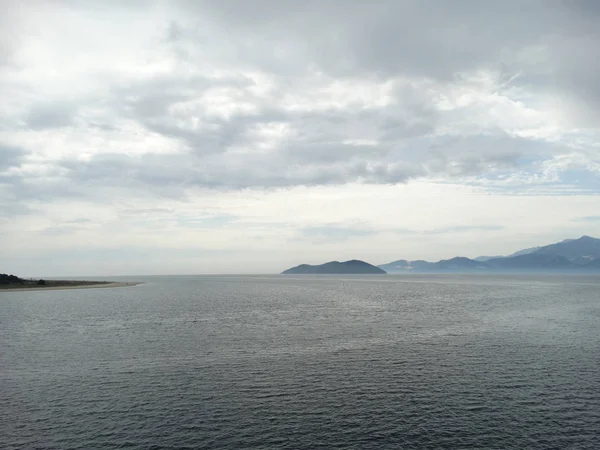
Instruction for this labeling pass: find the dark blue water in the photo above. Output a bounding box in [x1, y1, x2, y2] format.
[1, 274, 599, 449]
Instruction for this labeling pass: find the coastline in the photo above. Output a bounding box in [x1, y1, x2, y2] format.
[0, 281, 143, 293]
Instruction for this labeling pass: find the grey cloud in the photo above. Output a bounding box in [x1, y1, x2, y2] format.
[98, 40, 544, 182]
[0, 131, 548, 205]
[114, 77, 278, 154]
[182, 1, 555, 75]
[25, 102, 77, 130]
[0, 200, 35, 217]
[117, 73, 253, 117]
[281, 142, 390, 165]
[88, 122, 120, 131]
[415, 133, 567, 179]
[143, 119, 252, 155]
[113, 71, 438, 163]
[178, 1, 600, 122]
[0, 145, 28, 171]
[122, 95, 431, 162]
[0, 145, 34, 215]
[57, 151, 422, 189]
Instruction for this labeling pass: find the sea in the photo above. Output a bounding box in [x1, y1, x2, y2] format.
[1, 274, 599, 449]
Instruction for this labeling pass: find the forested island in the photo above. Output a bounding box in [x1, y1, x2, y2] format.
[282, 260, 386, 274]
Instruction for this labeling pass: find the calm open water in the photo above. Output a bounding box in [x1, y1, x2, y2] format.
[1, 274, 599, 449]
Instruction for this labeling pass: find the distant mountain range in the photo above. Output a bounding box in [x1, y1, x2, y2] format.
[474, 245, 541, 261]
[282, 260, 386, 274]
[379, 235, 600, 273]
[281, 236, 600, 275]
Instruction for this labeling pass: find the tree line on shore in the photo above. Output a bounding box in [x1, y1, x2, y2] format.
[1, 274, 46, 285]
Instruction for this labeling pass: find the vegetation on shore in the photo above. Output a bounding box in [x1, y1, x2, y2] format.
[0, 274, 24, 285]
[0, 273, 112, 290]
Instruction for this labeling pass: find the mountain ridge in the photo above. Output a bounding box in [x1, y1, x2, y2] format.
[379, 235, 600, 273]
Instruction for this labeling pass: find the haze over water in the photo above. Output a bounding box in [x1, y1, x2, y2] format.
[2, 274, 599, 449]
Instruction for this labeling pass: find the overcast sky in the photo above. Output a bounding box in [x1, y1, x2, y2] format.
[2, 0, 600, 276]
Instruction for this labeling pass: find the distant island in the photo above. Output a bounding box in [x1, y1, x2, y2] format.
[0, 274, 141, 292]
[378, 235, 600, 273]
[282, 260, 386, 275]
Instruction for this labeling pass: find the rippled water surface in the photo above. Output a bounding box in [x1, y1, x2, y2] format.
[1, 274, 600, 449]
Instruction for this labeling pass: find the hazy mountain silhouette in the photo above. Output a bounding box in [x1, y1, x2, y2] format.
[475, 246, 540, 261]
[484, 253, 574, 270]
[434, 257, 490, 271]
[533, 235, 600, 259]
[379, 236, 600, 273]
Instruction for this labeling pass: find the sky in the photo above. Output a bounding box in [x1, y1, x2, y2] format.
[1, 0, 600, 276]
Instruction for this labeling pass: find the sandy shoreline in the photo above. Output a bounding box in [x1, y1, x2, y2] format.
[0, 282, 143, 293]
